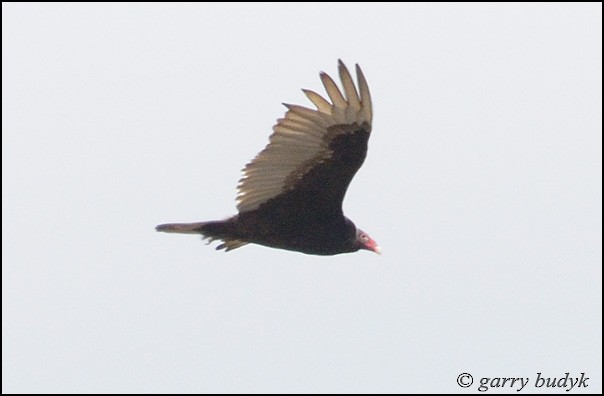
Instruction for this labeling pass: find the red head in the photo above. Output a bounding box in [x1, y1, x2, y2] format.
[356, 229, 381, 254]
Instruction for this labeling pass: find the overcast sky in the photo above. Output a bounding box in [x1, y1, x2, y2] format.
[2, 3, 602, 393]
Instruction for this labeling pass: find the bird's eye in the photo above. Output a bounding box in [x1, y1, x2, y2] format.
[361, 234, 369, 242]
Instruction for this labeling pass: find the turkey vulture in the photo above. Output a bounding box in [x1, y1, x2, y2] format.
[156, 60, 379, 255]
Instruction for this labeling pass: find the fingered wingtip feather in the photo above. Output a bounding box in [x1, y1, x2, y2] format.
[338, 59, 361, 113]
[302, 89, 332, 113]
[320, 71, 347, 109]
[355, 63, 372, 124]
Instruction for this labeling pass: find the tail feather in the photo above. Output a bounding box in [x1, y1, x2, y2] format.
[156, 222, 206, 234]
[156, 220, 248, 252]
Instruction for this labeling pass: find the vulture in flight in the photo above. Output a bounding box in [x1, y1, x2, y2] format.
[156, 60, 380, 255]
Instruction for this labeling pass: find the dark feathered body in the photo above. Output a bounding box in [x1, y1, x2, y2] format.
[189, 215, 358, 256]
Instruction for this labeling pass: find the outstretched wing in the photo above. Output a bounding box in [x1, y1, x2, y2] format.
[236, 60, 373, 218]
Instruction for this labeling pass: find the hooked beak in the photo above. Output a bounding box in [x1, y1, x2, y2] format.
[363, 238, 381, 255]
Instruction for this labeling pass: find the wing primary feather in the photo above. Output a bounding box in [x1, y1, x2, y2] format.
[355, 64, 372, 124]
[283, 104, 331, 127]
[319, 72, 347, 109]
[338, 59, 361, 109]
[302, 89, 332, 114]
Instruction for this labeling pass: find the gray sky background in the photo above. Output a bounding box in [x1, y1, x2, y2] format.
[2, 3, 602, 393]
